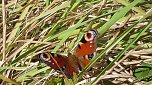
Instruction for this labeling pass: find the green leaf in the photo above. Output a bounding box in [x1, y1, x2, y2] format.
[134, 62, 152, 82]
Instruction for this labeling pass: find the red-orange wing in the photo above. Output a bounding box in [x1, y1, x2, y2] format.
[75, 29, 97, 68]
[39, 29, 97, 76]
[39, 53, 67, 70]
[39, 53, 81, 76]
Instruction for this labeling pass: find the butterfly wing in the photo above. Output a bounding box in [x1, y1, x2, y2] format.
[39, 29, 97, 76]
[39, 53, 67, 70]
[75, 29, 97, 68]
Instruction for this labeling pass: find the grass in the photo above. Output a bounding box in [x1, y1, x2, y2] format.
[0, 0, 152, 85]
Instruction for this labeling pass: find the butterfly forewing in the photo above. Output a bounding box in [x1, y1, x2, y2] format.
[75, 29, 97, 67]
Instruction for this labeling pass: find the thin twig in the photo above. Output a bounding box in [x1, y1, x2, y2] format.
[2, 0, 7, 64]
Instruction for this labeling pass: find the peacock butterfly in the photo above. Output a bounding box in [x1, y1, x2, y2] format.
[39, 29, 97, 77]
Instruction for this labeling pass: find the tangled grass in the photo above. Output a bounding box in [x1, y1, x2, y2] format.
[0, 0, 152, 85]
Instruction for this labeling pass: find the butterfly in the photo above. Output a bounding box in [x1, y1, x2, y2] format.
[39, 29, 97, 77]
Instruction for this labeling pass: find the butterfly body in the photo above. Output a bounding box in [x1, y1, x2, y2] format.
[39, 29, 97, 76]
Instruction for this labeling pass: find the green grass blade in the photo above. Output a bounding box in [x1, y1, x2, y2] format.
[16, 66, 50, 81]
[98, 0, 142, 36]
[15, 1, 70, 42]
[0, 74, 20, 85]
[7, 4, 32, 47]
[11, 45, 42, 64]
[51, 16, 86, 53]
[45, 0, 80, 38]
[116, 0, 145, 15]
[36, 1, 70, 20]
[0, 66, 26, 70]
[45, 0, 51, 7]
[45, 11, 117, 42]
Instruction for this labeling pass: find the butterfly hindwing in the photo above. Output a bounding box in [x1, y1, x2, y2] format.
[39, 52, 81, 77]
[39, 53, 67, 70]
